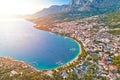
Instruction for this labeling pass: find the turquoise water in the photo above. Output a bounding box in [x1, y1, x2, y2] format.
[0, 18, 80, 70]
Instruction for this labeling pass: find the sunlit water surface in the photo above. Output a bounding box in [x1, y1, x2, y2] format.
[0, 18, 80, 70]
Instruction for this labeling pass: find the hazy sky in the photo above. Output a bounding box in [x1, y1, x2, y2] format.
[0, 0, 69, 15]
[34, 0, 69, 10]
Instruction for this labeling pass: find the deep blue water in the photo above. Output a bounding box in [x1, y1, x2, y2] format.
[0, 18, 80, 70]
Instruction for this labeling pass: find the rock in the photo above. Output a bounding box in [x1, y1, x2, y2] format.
[30, 0, 120, 21]
[68, 0, 120, 11]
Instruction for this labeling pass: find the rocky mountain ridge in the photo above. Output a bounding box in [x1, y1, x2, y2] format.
[33, 0, 120, 18]
[68, 0, 120, 12]
[34, 5, 68, 18]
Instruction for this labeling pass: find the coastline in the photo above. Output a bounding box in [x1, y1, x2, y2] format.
[56, 37, 86, 70]
[0, 56, 40, 72]
[31, 24, 84, 71]
[0, 19, 86, 72]
[0, 26, 83, 71]
[45, 37, 82, 71]
[32, 24, 87, 71]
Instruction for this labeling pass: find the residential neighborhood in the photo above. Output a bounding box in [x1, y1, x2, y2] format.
[50, 16, 120, 79]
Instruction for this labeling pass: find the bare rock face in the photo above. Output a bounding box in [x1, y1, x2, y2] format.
[33, 0, 120, 18]
[68, 0, 93, 11]
[69, 0, 120, 11]
[69, 0, 82, 6]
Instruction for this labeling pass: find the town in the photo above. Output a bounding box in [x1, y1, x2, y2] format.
[50, 16, 120, 79]
[0, 16, 120, 80]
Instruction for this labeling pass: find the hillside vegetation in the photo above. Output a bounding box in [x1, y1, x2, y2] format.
[100, 11, 120, 35]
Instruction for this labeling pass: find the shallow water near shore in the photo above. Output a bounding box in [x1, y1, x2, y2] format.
[0, 18, 80, 70]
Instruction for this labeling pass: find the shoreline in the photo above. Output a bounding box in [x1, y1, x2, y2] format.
[0, 28, 83, 71]
[32, 25, 86, 71]
[0, 19, 86, 71]
[0, 56, 40, 72]
[30, 26, 84, 70]
[31, 32, 83, 71]
[45, 36, 82, 71]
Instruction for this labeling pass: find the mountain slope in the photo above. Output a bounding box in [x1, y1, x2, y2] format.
[29, 0, 120, 25]
[99, 10, 120, 35]
[68, 0, 120, 11]
[33, 5, 68, 18]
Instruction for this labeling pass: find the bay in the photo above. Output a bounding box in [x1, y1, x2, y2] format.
[0, 18, 80, 70]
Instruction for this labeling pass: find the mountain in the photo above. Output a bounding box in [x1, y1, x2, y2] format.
[33, 5, 68, 18]
[67, 0, 120, 13]
[29, 0, 120, 23]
